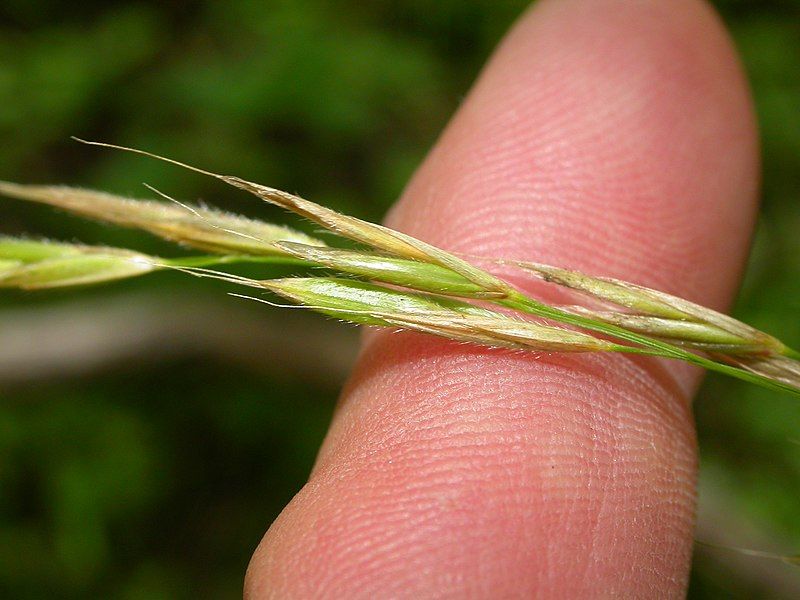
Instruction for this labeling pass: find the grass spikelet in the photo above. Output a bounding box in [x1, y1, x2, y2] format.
[561, 306, 763, 352]
[70, 139, 513, 297]
[379, 311, 620, 353]
[716, 354, 800, 389]
[0, 240, 159, 289]
[510, 261, 690, 318]
[229, 175, 512, 297]
[0, 180, 325, 256]
[274, 241, 492, 298]
[261, 277, 622, 353]
[512, 260, 788, 356]
[259, 277, 488, 324]
[0, 236, 88, 262]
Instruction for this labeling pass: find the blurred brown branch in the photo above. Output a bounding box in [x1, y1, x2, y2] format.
[0, 291, 357, 389]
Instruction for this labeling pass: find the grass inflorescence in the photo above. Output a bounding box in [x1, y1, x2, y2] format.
[1, 139, 799, 398]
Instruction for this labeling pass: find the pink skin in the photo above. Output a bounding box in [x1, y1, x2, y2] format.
[246, 0, 758, 598]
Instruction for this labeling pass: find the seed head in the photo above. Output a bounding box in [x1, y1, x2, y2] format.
[262, 277, 617, 353]
[0, 239, 159, 289]
[515, 261, 786, 355]
[274, 241, 492, 298]
[0, 181, 325, 256]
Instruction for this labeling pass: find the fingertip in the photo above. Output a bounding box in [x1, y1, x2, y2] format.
[248, 1, 757, 597]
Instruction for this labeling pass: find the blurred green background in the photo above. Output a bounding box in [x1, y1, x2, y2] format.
[0, 0, 798, 597]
